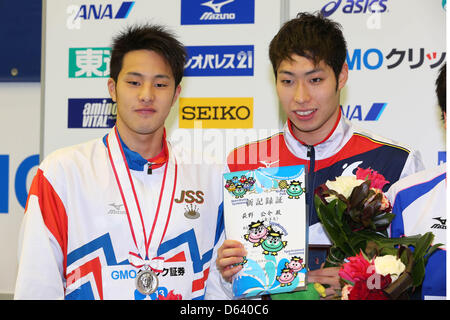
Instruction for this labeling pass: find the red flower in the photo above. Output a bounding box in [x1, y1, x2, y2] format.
[339, 251, 374, 283]
[157, 290, 182, 300]
[356, 167, 390, 190]
[348, 280, 389, 300]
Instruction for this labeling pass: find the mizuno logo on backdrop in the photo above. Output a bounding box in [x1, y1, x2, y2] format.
[181, 0, 254, 25]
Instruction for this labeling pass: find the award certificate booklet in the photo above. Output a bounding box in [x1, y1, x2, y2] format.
[223, 165, 308, 299]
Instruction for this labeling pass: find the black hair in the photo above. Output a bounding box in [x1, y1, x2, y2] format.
[269, 12, 347, 84]
[110, 24, 187, 87]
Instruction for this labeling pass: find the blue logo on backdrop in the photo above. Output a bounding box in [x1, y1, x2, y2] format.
[68, 98, 117, 128]
[0, 154, 39, 213]
[341, 103, 387, 121]
[74, 1, 134, 20]
[181, 0, 254, 25]
[347, 48, 383, 70]
[184, 45, 254, 76]
[321, 0, 388, 17]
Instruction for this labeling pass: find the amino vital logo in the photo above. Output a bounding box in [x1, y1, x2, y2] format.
[179, 97, 253, 128]
[184, 45, 253, 76]
[321, 0, 388, 17]
[181, 0, 254, 25]
[68, 98, 117, 128]
[341, 103, 387, 121]
[69, 47, 111, 78]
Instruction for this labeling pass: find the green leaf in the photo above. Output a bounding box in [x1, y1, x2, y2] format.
[412, 232, 435, 261]
[411, 258, 426, 287]
[423, 243, 444, 265]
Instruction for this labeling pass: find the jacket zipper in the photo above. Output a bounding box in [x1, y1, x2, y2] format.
[306, 145, 315, 226]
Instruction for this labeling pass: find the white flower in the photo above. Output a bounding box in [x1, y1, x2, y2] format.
[373, 255, 405, 282]
[325, 176, 364, 201]
[341, 284, 353, 300]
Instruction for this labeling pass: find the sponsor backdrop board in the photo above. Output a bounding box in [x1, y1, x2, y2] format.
[42, 0, 282, 162]
[0, 0, 443, 296]
[288, 0, 446, 169]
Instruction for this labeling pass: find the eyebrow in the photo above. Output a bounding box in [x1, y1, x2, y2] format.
[124, 72, 171, 79]
[278, 68, 325, 77]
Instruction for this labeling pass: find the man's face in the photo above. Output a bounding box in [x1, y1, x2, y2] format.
[108, 49, 181, 139]
[276, 54, 348, 145]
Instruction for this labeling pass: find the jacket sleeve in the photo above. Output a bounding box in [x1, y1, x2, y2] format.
[204, 230, 234, 300]
[399, 149, 425, 179]
[14, 168, 67, 299]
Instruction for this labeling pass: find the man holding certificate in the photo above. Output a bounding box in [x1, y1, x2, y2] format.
[15, 25, 224, 300]
[206, 12, 424, 300]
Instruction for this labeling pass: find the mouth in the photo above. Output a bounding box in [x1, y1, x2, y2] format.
[135, 108, 156, 116]
[293, 109, 317, 120]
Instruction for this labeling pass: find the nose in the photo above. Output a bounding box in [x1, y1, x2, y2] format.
[139, 83, 154, 104]
[294, 82, 310, 105]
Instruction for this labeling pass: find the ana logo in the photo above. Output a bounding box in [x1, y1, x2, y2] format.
[68, 98, 117, 128]
[179, 97, 253, 129]
[321, 0, 388, 17]
[181, 0, 254, 25]
[70, 2, 134, 20]
[431, 217, 446, 230]
[184, 45, 253, 77]
[341, 103, 387, 121]
[69, 47, 111, 78]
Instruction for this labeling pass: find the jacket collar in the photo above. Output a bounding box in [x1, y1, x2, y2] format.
[283, 110, 353, 160]
[102, 128, 169, 171]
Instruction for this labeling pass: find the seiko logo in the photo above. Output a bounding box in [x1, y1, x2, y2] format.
[431, 217, 446, 229]
[182, 106, 251, 121]
[179, 97, 253, 129]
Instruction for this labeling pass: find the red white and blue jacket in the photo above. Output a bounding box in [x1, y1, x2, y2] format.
[14, 129, 224, 300]
[226, 112, 424, 245]
[205, 112, 424, 299]
[387, 164, 446, 300]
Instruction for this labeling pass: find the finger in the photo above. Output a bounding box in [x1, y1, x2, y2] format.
[219, 239, 244, 251]
[221, 264, 243, 283]
[219, 247, 247, 260]
[320, 288, 340, 300]
[216, 256, 246, 270]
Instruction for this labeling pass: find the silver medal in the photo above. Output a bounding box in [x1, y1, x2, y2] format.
[135, 269, 159, 295]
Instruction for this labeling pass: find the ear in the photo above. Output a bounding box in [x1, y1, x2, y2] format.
[107, 78, 117, 102]
[444, 111, 447, 130]
[171, 85, 182, 106]
[337, 63, 349, 90]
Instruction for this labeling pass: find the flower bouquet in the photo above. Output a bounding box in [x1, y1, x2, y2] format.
[314, 168, 442, 299]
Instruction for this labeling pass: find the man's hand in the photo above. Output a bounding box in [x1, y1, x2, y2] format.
[307, 265, 341, 299]
[216, 240, 247, 282]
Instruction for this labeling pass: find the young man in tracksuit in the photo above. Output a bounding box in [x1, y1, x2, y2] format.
[386, 64, 446, 300]
[205, 12, 424, 300]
